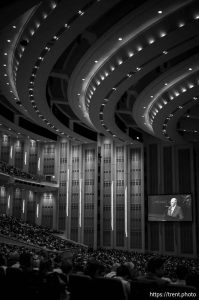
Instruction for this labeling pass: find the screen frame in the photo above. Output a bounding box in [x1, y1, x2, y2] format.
[147, 193, 193, 222]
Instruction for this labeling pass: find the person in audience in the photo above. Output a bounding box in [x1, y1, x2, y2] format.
[138, 257, 168, 285]
[124, 261, 137, 280]
[172, 264, 189, 285]
[7, 251, 20, 268]
[115, 264, 131, 299]
[105, 262, 120, 278]
[84, 258, 106, 278]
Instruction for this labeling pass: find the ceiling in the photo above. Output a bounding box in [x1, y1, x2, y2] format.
[0, 0, 199, 144]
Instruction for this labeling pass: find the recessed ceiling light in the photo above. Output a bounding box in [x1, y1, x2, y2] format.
[160, 32, 166, 37]
[163, 50, 168, 55]
[188, 68, 192, 71]
[78, 10, 84, 15]
[118, 37, 122, 41]
[158, 10, 162, 14]
[95, 60, 98, 63]
[12, 25, 16, 29]
[149, 38, 155, 44]
[128, 51, 134, 57]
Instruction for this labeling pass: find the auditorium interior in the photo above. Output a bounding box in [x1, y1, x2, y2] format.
[0, 0, 199, 269]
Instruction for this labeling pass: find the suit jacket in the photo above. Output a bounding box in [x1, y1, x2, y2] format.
[167, 205, 184, 220]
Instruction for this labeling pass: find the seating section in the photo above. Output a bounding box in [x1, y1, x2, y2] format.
[0, 215, 87, 251]
[0, 215, 198, 300]
[0, 160, 44, 182]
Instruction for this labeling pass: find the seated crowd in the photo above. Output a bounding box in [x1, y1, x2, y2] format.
[0, 215, 198, 299]
[0, 215, 86, 251]
[0, 160, 44, 182]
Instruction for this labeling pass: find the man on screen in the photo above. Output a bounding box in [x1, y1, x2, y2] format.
[167, 197, 184, 220]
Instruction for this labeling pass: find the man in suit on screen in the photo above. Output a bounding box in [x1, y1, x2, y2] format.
[167, 197, 184, 220]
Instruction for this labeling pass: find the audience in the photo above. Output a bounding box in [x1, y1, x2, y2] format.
[0, 215, 198, 299]
[0, 214, 86, 251]
[171, 264, 189, 285]
[0, 160, 44, 182]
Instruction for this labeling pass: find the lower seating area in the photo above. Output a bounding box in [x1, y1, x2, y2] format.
[0, 241, 198, 300]
[0, 215, 198, 299]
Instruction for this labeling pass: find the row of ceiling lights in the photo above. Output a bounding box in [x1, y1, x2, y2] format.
[161, 96, 199, 141]
[149, 73, 199, 124]
[2, 1, 199, 143]
[1, 2, 58, 142]
[80, 11, 199, 115]
[18, 0, 100, 142]
[3, 1, 59, 115]
[80, 10, 199, 140]
[2, 0, 100, 142]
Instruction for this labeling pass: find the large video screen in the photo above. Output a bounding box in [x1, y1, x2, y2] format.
[148, 194, 192, 221]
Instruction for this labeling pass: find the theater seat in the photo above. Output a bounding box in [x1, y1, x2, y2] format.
[92, 277, 128, 300]
[68, 274, 92, 300]
[131, 279, 164, 300]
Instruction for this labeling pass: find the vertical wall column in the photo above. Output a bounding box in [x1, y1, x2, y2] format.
[53, 191, 58, 230]
[78, 145, 84, 243]
[37, 142, 44, 176]
[66, 141, 71, 239]
[146, 139, 161, 253]
[54, 141, 60, 183]
[21, 189, 27, 222]
[124, 145, 129, 250]
[9, 137, 15, 166]
[23, 140, 30, 173]
[35, 192, 42, 226]
[111, 141, 116, 248]
[6, 186, 14, 216]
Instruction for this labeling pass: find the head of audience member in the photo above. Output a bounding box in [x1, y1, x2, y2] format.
[73, 262, 85, 275]
[0, 253, 6, 266]
[175, 265, 189, 281]
[7, 252, 20, 267]
[84, 259, 106, 278]
[19, 252, 33, 271]
[61, 258, 73, 276]
[32, 254, 40, 270]
[39, 257, 53, 275]
[124, 262, 137, 279]
[111, 262, 120, 272]
[116, 264, 132, 281]
[147, 257, 165, 278]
